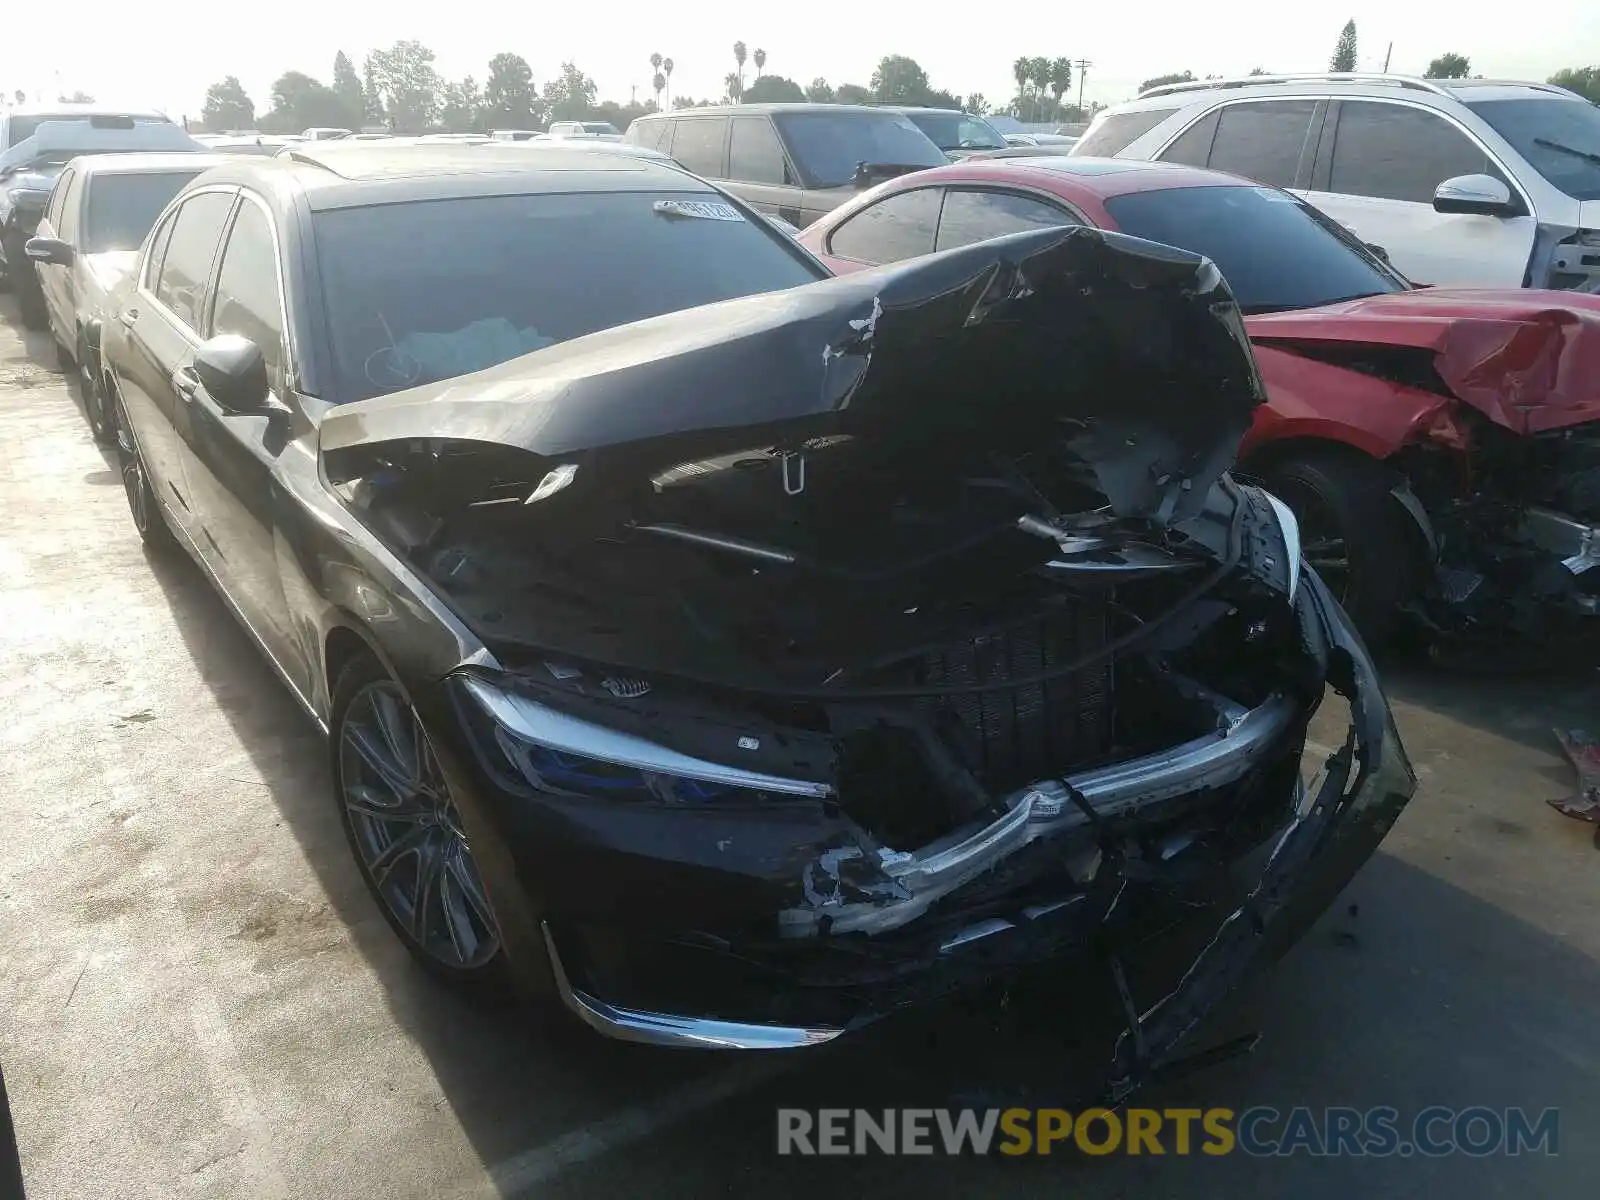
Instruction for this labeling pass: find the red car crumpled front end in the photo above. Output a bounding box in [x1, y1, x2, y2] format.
[1243, 288, 1600, 652]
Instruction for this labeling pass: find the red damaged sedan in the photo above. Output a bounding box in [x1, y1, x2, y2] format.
[798, 158, 1600, 656]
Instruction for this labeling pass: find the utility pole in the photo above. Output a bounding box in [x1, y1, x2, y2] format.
[1073, 59, 1093, 117]
[1382, 42, 1393, 72]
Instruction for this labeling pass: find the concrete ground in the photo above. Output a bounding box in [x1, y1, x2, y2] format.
[2, 292, 1599, 1199]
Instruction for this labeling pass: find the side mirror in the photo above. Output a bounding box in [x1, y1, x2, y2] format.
[24, 236, 73, 266]
[1433, 174, 1516, 217]
[193, 335, 270, 414]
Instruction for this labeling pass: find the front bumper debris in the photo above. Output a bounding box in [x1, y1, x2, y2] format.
[524, 568, 1415, 1080]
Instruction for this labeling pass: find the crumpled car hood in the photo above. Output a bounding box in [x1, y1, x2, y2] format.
[322, 225, 1266, 525]
[1246, 288, 1600, 434]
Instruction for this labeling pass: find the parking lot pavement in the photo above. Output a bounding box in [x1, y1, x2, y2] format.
[2, 293, 1599, 1200]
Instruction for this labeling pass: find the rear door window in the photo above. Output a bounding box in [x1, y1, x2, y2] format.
[1074, 108, 1180, 156]
[154, 190, 235, 333]
[773, 111, 945, 188]
[728, 117, 791, 185]
[1205, 100, 1319, 188]
[1157, 110, 1220, 167]
[1329, 101, 1499, 203]
[671, 118, 729, 177]
[827, 187, 942, 264]
[935, 189, 1077, 252]
[45, 168, 74, 234]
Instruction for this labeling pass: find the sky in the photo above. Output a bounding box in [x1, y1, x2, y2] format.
[4, 3, 1599, 122]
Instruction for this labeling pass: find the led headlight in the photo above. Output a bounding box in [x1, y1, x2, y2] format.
[456, 675, 831, 804]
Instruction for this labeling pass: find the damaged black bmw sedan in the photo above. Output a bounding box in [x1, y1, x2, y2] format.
[100, 142, 1414, 1090]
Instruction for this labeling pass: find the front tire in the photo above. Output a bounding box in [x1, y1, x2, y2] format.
[1259, 453, 1417, 644]
[331, 653, 509, 993]
[76, 334, 113, 444]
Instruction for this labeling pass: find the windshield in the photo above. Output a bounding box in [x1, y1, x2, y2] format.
[1465, 97, 1600, 202]
[582, 123, 621, 135]
[904, 112, 1007, 152]
[313, 190, 824, 403]
[84, 171, 203, 253]
[774, 111, 946, 187]
[1104, 184, 1406, 314]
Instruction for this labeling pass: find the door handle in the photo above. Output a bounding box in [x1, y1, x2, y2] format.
[172, 364, 200, 401]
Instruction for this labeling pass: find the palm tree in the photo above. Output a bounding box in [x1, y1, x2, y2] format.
[1030, 57, 1052, 120]
[662, 57, 675, 107]
[1048, 57, 1072, 116]
[733, 41, 748, 92]
[753, 48, 767, 78]
[1012, 56, 1029, 114]
[724, 71, 743, 104]
[649, 52, 664, 106]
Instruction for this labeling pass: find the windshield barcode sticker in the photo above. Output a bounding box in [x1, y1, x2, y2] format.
[653, 199, 746, 222]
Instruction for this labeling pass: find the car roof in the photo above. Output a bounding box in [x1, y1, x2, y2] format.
[1113, 73, 1585, 111]
[874, 155, 1249, 199]
[202, 142, 712, 211]
[639, 103, 886, 118]
[65, 152, 234, 175]
[890, 107, 968, 116]
[5, 102, 169, 120]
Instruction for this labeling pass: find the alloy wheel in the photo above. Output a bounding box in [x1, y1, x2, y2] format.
[113, 405, 150, 535]
[338, 681, 500, 970]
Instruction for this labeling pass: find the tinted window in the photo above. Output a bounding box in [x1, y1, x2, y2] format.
[1465, 97, 1600, 201]
[935, 189, 1076, 251]
[1330, 101, 1496, 203]
[211, 201, 284, 386]
[1104, 185, 1405, 314]
[629, 118, 669, 151]
[728, 117, 790, 184]
[5, 112, 169, 148]
[905, 112, 1007, 152]
[83, 171, 203, 253]
[672, 118, 727, 176]
[155, 191, 234, 331]
[46, 168, 74, 233]
[313, 191, 822, 403]
[143, 211, 176, 290]
[827, 188, 941, 264]
[774, 111, 945, 188]
[1073, 108, 1180, 157]
[1158, 110, 1219, 167]
[1206, 100, 1318, 188]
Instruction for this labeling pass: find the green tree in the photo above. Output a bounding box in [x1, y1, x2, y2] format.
[1048, 57, 1073, 111]
[1425, 53, 1470, 79]
[836, 82, 874, 104]
[745, 75, 805, 103]
[1331, 20, 1358, 72]
[723, 72, 743, 103]
[59, 90, 95, 103]
[484, 52, 538, 128]
[1139, 70, 1194, 93]
[1249, 67, 1270, 76]
[1012, 57, 1030, 105]
[733, 41, 748, 92]
[754, 48, 767, 76]
[545, 62, 598, 121]
[365, 40, 442, 133]
[332, 51, 363, 127]
[260, 71, 348, 133]
[1549, 65, 1600, 102]
[361, 61, 385, 124]
[870, 55, 930, 103]
[965, 92, 989, 115]
[805, 77, 835, 103]
[439, 77, 483, 131]
[202, 76, 255, 132]
[672, 95, 709, 110]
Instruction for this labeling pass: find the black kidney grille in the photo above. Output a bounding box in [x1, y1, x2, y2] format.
[912, 605, 1113, 788]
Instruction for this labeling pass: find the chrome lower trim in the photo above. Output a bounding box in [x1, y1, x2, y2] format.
[461, 676, 832, 798]
[540, 922, 844, 1050]
[780, 691, 1299, 938]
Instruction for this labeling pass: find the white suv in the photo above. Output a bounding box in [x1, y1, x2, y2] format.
[1075, 73, 1600, 291]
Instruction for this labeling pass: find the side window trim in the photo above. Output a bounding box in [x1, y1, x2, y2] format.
[140, 185, 240, 340]
[1321, 96, 1533, 215]
[203, 189, 295, 392]
[140, 208, 178, 292]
